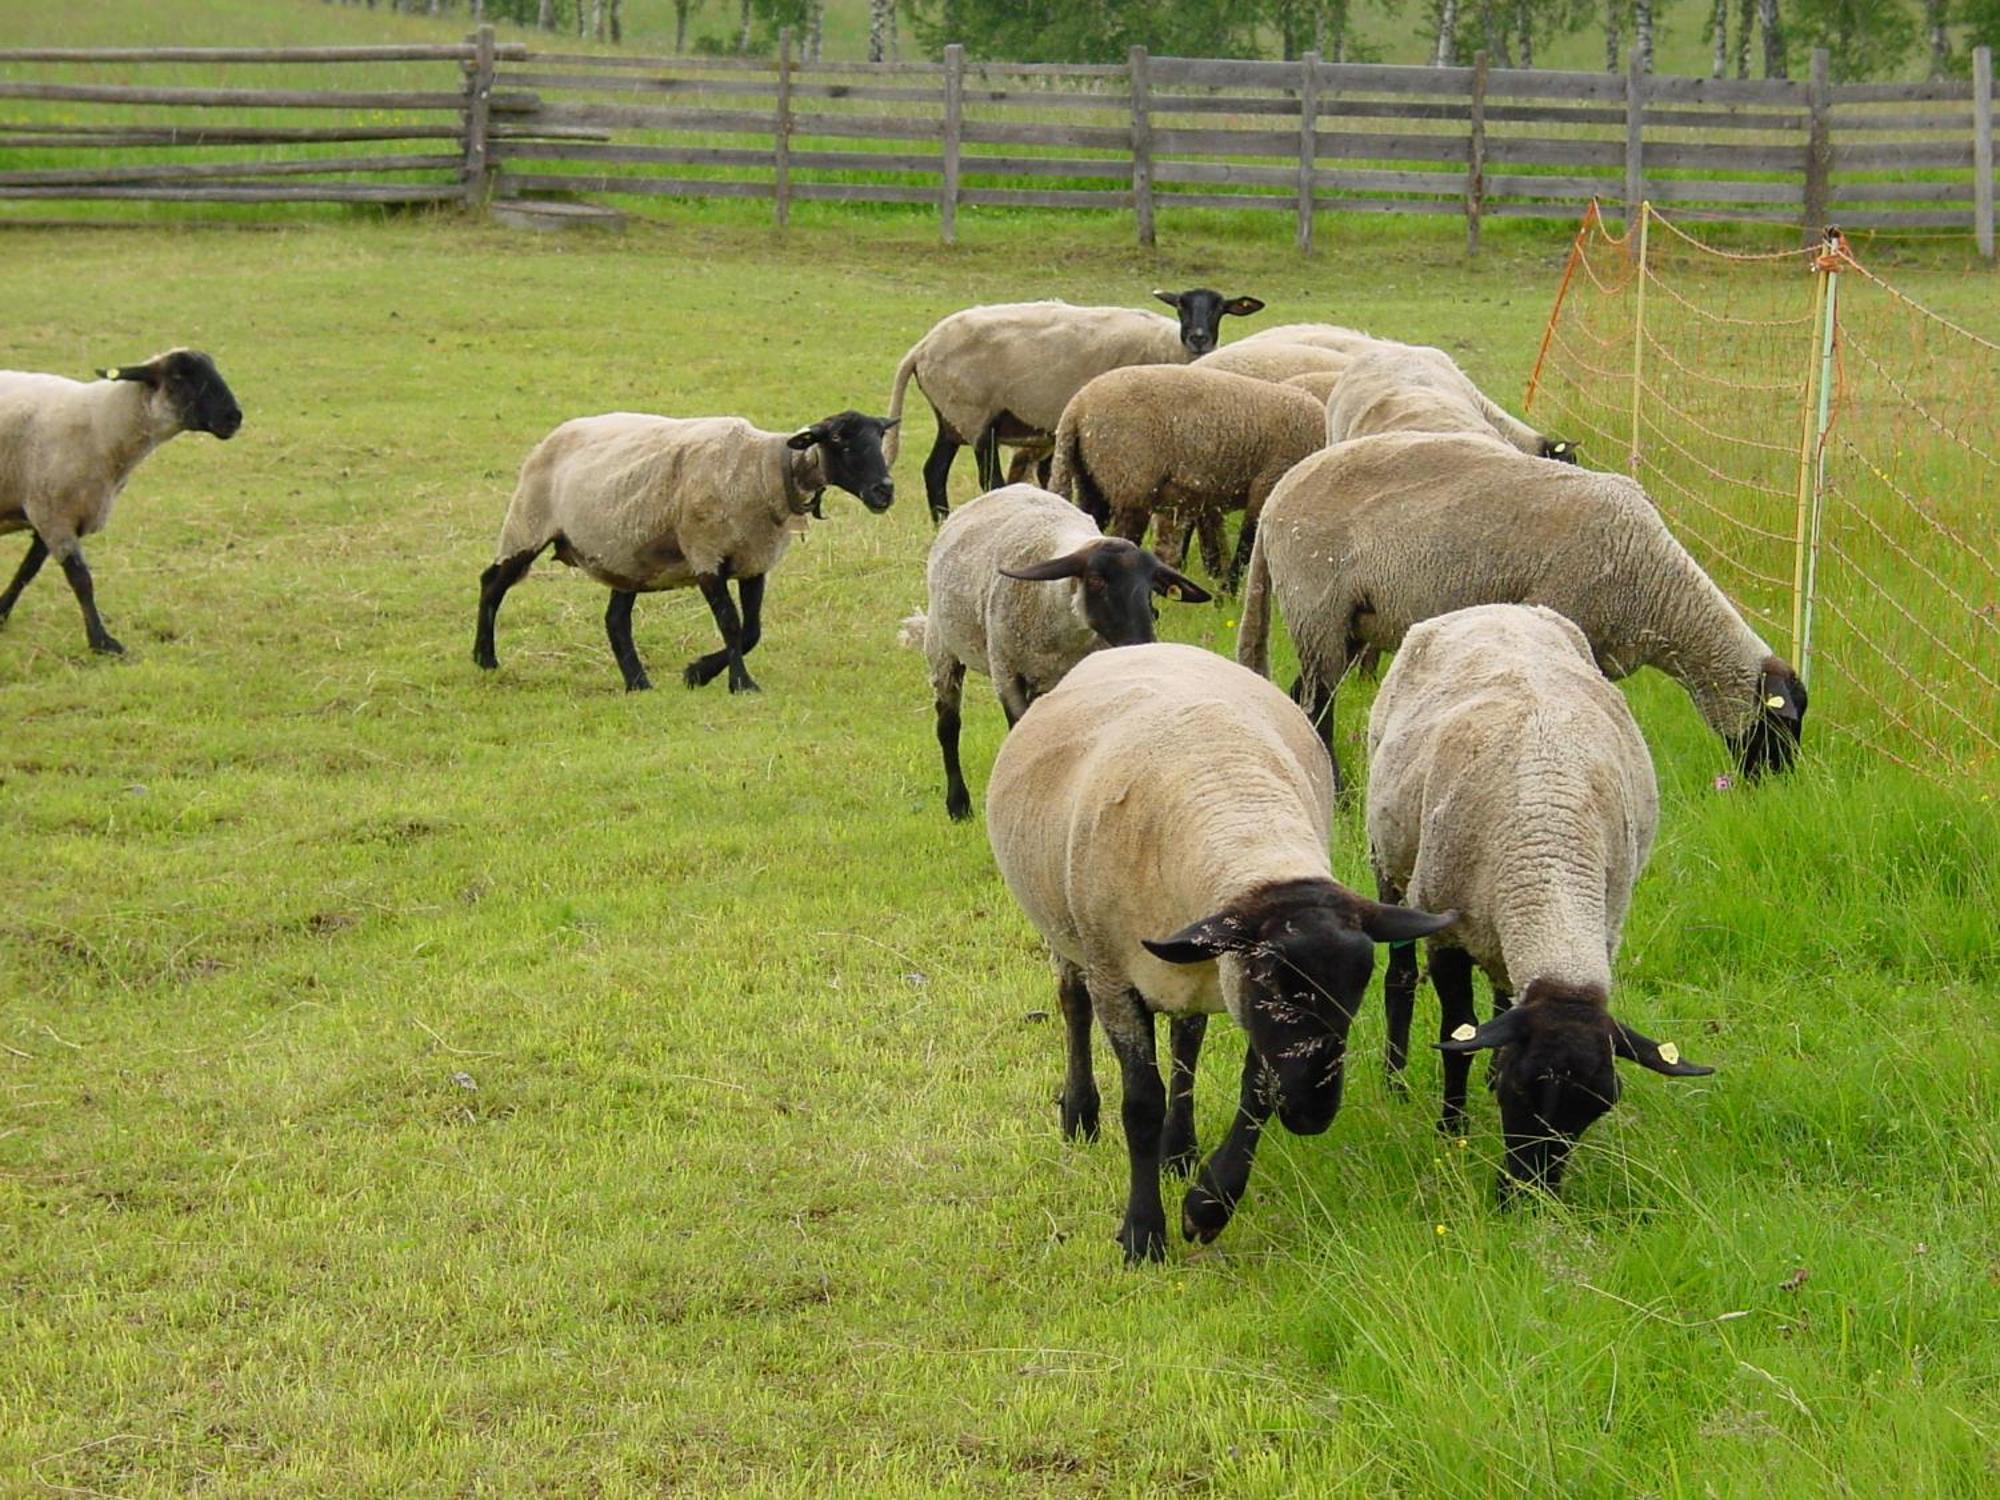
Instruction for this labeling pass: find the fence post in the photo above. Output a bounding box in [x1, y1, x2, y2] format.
[461, 23, 496, 207]
[1627, 203, 1649, 474]
[1296, 49, 1320, 254]
[1130, 46, 1155, 248]
[1792, 227, 1843, 682]
[1975, 46, 1994, 261]
[1803, 47, 1831, 242]
[1623, 47, 1645, 232]
[774, 26, 793, 228]
[1466, 49, 1488, 257]
[941, 42, 963, 244]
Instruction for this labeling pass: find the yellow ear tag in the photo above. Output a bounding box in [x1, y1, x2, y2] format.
[1766, 695, 1787, 709]
[1451, 1023, 1477, 1042]
[1658, 1042, 1681, 1065]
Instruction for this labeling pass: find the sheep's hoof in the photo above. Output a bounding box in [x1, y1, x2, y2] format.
[1162, 1142, 1199, 1179]
[945, 791, 972, 822]
[622, 674, 652, 693]
[90, 635, 125, 657]
[727, 676, 760, 695]
[1116, 1216, 1167, 1265]
[1058, 1089, 1099, 1143]
[473, 652, 498, 671]
[1181, 1182, 1235, 1245]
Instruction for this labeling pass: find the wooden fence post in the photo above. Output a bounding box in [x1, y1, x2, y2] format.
[1466, 49, 1488, 257]
[941, 42, 962, 244]
[1296, 49, 1319, 254]
[1130, 45, 1154, 248]
[1623, 47, 1645, 232]
[1803, 47, 1831, 240]
[461, 23, 495, 206]
[1975, 45, 1994, 260]
[774, 26, 793, 228]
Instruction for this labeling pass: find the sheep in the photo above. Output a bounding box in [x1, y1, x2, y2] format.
[1366, 604, 1713, 1198]
[985, 642, 1455, 1261]
[1048, 365, 1327, 593]
[885, 290, 1268, 526]
[1322, 345, 1575, 461]
[473, 409, 896, 694]
[0, 349, 242, 657]
[1235, 430, 1808, 792]
[1195, 340, 1352, 386]
[1282, 370, 1345, 402]
[904, 484, 1209, 820]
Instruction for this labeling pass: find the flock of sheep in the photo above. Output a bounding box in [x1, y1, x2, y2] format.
[0, 289, 1808, 1264]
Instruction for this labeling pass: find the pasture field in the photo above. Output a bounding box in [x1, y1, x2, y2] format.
[1, 209, 1997, 1497]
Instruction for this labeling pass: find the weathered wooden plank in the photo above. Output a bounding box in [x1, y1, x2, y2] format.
[1483, 172, 1624, 199]
[1831, 207, 1976, 226]
[793, 181, 939, 204]
[958, 153, 1129, 180]
[1828, 79, 1975, 104]
[1147, 126, 1298, 156]
[1148, 94, 1300, 117]
[499, 70, 783, 96]
[0, 153, 463, 187]
[1645, 74, 1811, 104]
[1155, 189, 1292, 210]
[1828, 178, 1975, 203]
[1633, 140, 1808, 170]
[523, 50, 781, 73]
[1125, 58, 1314, 89]
[1155, 159, 1295, 188]
[499, 171, 773, 198]
[0, 124, 465, 145]
[1643, 176, 1808, 205]
[0, 81, 535, 111]
[493, 142, 774, 168]
[530, 100, 780, 134]
[1306, 194, 1466, 215]
[1830, 140, 1975, 169]
[960, 186, 1130, 208]
[0, 44, 516, 62]
[957, 119, 1132, 150]
[1481, 136, 1626, 168]
[0, 182, 457, 202]
[1479, 66, 1639, 101]
[1824, 109, 1973, 132]
[1311, 166, 1472, 194]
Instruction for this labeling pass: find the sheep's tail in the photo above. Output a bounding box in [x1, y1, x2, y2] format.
[1235, 521, 1275, 678]
[884, 338, 923, 467]
[897, 611, 928, 652]
[1049, 406, 1110, 528]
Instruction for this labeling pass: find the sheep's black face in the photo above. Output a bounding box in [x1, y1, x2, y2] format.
[790, 410, 896, 511]
[998, 538, 1211, 648]
[104, 349, 242, 439]
[1730, 656, 1807, 779]
[1152, 287, 1267, 356]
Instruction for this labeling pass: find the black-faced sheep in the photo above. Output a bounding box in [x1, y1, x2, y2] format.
[0, 350, 242, 656]
[986, 642, 1454, 1261]
[903, 484, 1209, 820]
[474, 409, 895, 694]
[1367, 605, 1713, 1198]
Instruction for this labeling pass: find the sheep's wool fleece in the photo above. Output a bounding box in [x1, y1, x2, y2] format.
[497, 414, 813, 590]
[1323, 347, 1511, 444]
[1195, 341, 1351, 384]
[913, 302, 1187, 438]
[986, 643, 1333, 1021]
[922, 484, 1103, 694]
[0, 373, 166, 546]
[1365, 604, 1658, 992]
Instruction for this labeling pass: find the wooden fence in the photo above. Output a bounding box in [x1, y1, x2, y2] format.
[2, 30, 1994, 256]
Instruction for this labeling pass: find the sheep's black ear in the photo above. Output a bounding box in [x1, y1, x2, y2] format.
[1223, 296, 1266, 318]
[786, 425, 824, 451]
[98, 362, 161, 387]
[998, 548, 1094, 583]
[1149, 561, 1211, 605]
[1543, 437, 1578, 464]
[1437, 1006, 1527, 1055]
[1612, 1021, 1715, 1077]
[1152, 289, 1181, 309]
[1142, 911, 1251, 964]
[1353, 899, 1457, 946]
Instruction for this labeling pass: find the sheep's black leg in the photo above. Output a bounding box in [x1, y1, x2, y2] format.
[0, 533, 49, 623]
[1036, 455, 1053, 488]
[1194, 512, 1227, 581]
[1225, 516, 1257, 595]
[1292, 665, 1345, 795]
[56, 547, 120, 656]
[1381, 877, 1418, 1096]
[1431, 945, 1478, 1137]
[604, 589, 651, 692]
[1161, 1014, 1206, 1177]
[1056, 960, 1099, 1142]
[1182, 1041, 1276, 1245]
[923, 427, 960, 527]
[934, 657, 971, 821]
[685, 574, 764, 690]
[687, 572, 757, 694]
[973, 420, 1004, 493]
[473, 545, 540, 671]
[1484, 984, 1513, 1089]
[1097, 989, 1167, 1264]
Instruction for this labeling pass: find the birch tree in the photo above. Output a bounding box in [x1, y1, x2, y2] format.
[869, 0, 893, 62]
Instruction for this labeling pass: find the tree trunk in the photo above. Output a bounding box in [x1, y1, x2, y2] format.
[1517, 0, 1534, 69]
[1481, 0, 1514, 68]
[1604, 0, 1620, 72]
[1434, 0, 1459, 67]
[609, 0, 621, 43]
[807, 0, 824, 63]
[738, 0, 753, 53]
[1711, 0, 1728, 76]
[1735, 0, 1752, 77]
[590, 0, 603, 41]
[675, 1, 690, 54]
[1925, 0, 1950, 79]
[1634, 0, 1653, 72]
[1759, 0, 1786, 79]
[537, 0, 553, 32]
[868, 0, 891, 63]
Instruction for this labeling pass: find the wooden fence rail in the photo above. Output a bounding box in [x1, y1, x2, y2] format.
[0, 30, 1993, 254]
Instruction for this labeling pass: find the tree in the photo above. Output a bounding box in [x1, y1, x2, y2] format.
[868, 0, 894, 62]
[673, 0, 703, 53]
[1963, 1, 2000, 73]
[1710, 0, 1728, 74]
[1787, 0, 1915, 81]
[1433, 0, 1460, 65]
[1758, 0, 1785, 78]
[1634, 0, 1653, 70]
[903, 1, 1260, 64]
[1923, 0, 1949, 78]
[1735, 0, 1752, 76]
[1603, 0, 1619, 71]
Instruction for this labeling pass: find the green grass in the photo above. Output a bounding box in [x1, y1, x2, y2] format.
[2, 206, 1996, 1496]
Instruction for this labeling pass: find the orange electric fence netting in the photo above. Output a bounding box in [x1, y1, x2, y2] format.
[1526, 202, 2000, 786]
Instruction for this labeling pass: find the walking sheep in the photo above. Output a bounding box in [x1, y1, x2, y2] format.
[886, 290, 1266, 524]
[1, 349, 242, 657]
[1048, 365, 1327, 593]
[905, 485, 1208, 820]
[986, 643, 1455, 1262]
[1367, 604, 1713, 1198]
[474, 409, 896, 694]
[1236, 431, 1807, 790]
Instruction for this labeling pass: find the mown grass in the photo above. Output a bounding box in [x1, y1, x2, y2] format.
[1, 205, 1996, 1497]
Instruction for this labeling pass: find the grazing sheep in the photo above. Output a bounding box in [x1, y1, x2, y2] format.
[904, 484, 1209, 820]
[1049, 365, 1326, 593]
[474, 409, 896, 694]
[1323, 345, 1574, 461]
[0, 349, 242, 656]
[986, 642, 1454, 1261]
[1195, 340, 1352, 386]
[1236, 431, 1807, 790]
[1367, 604, 1714, 1198]
[885, 290, 1267, 525]
[1282, 370, 1345, 402]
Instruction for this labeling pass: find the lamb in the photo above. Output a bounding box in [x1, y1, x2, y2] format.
[1048, 364, 1327, 593]
[1195, 340, 1352, 386]
[986, 642, 1454, 1261]
[0, 349, 242, 657]
[1236, 430, 1808, 791]
[905, 484, 1209, 820]
[473, 409, 896, 694]
[1366, 604, 1713, 1198]
[884, 289, 1267, 525]
[1322, 345, 1574, 461]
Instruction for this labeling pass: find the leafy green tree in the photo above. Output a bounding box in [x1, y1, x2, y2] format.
[1786, 0, 1916, 80]
[1959, 0, 2000, 69]
[903, 0, 1262, 63]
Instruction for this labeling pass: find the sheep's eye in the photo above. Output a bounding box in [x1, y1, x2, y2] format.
[1084, 574, 1107, 593]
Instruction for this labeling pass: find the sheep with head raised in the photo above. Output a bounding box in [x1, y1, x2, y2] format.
[986, 642, 1455, 1262]
[0, 349, 242, 657]
[1048, 364, 1328, 593]
[901, 484, 1208, 820]
[1235, 431, 1807, 792]
[1367, 604, 1714, 1198]
[884, 290, 1267, 525]
[474, 409, 895, 694]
